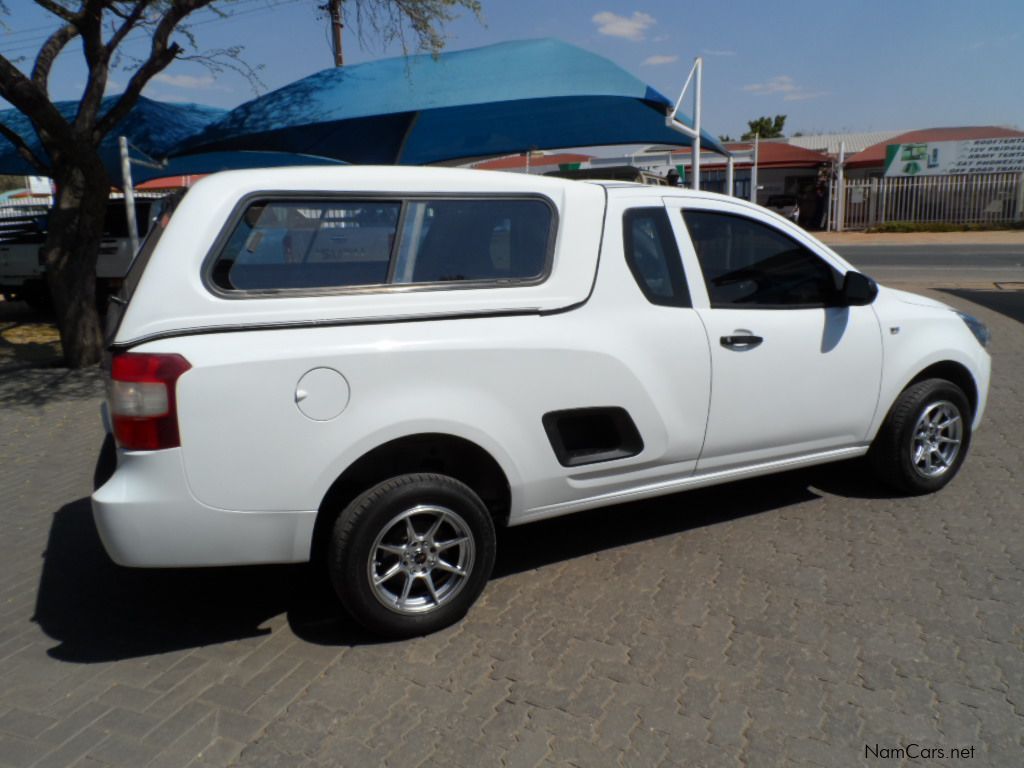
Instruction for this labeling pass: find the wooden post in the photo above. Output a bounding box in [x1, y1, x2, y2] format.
[329, 0, 344, 67]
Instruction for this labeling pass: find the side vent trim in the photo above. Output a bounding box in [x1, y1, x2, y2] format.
[542, 407, 644, 467]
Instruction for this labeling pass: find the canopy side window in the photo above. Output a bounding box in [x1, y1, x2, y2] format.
[208, 195, 554, 294]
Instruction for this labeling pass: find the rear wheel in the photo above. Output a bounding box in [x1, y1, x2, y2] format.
[870, 378, 972, 494]
[328, 473, 496, 638]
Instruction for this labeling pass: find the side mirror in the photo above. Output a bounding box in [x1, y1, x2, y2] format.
[841, 271, 878, 306]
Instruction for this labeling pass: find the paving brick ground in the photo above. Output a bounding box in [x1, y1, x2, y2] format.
[0, 286, 1022, 768]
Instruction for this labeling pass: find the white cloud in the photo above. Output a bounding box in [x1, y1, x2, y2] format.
[153, 72, 223, 90]
[702, 48, 736, 57]
[743, 75, 827, 102]
[592, 11, 656, 42]
[642, 54, 678, 66]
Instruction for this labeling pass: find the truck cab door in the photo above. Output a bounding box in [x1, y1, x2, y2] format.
[663, 198, 883, 472]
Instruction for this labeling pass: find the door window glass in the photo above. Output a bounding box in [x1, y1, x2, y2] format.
[682, 210, 840, 307]
[623, 207, 691, 307]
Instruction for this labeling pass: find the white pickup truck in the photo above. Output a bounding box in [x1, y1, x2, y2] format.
[93, 166, 991, 638]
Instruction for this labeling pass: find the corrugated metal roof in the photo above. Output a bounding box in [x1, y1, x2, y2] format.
[775, 131, 906, 156]
[672, 142, 830, 169]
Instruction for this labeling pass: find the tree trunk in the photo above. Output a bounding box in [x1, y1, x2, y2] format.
[44, 158, 110, 368]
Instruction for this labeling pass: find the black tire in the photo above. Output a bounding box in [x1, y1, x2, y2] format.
[328, 473, 496, 638]
[869, 378, 972, 495]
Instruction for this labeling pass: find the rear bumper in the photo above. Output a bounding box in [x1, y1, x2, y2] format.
[91, 446, 316, 567]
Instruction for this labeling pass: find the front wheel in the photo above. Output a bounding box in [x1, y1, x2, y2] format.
[870, 378, 972, 494]
[328, 473, 496, 638]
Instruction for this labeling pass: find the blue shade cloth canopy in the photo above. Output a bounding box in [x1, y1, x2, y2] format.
[140, 150, 347, 183]
[176, 38, 726, 165]
[0, 96, 226, 178]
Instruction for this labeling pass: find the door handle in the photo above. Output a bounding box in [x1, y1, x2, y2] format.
[720, 334, 763, 350]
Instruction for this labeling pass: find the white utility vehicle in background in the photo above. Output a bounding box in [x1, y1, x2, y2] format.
[0, 197, 165, 309]
[93, 167, 991, 638]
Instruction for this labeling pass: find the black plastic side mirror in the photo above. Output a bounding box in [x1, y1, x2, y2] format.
[841, 271, 878, 306]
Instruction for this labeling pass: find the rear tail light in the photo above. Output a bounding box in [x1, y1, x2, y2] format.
[109, 352, 191, 451]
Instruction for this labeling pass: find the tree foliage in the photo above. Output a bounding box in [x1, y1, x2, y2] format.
[741, 114, 786, 141]
[343, 0, 481, 55]
[0, 0, 480, 366]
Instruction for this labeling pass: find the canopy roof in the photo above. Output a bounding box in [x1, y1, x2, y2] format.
[177, 38, 726, 165]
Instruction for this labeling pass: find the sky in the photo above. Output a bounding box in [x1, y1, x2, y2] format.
[1, 0, 1022, 140]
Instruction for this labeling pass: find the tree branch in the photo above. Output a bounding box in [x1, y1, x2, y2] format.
[0, 53, 75, 147]
[96, 0, 217, 139]
[106, 0, 153, 53]
[75, 3, 113, 132]
[31, 23, 79, 90]
[33, 0, 77, 23]
[0, 122, 50, 175]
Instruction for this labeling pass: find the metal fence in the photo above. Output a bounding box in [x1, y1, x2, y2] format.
[0, 195, 52, 219]
[830, 172, 1024, 231]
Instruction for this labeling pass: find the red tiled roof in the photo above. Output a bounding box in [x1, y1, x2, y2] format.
[136, 174, 207, 190]
[846, 126, 1024, 168]
[473, 152, 593, 170]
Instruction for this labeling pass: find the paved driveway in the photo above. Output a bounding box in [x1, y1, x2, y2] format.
[0, 286, 1021, 768]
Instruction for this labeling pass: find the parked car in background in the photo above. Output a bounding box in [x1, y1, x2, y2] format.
[0, 208, 48, 307]
[93, 166, 991, 639]
[0, 196, 167, 310]
[765, 194, 800, 223]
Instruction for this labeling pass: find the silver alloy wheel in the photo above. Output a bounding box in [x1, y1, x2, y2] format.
[910, 400, 963, 479]
[367, 504, 475, 615]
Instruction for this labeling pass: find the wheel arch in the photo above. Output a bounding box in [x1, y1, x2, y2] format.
[871, 357, 980, 442]
[310, 433, 512, 563]
[905, 360, 978, 417]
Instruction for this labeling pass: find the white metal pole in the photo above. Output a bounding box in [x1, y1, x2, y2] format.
[119, 136, 140, 255]
[692, 58, 702, 191]
[726, 155, 735, 197]
[750, 133, 759, 203]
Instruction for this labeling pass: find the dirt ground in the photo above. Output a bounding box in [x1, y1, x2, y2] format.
[0, 298, 63, 371]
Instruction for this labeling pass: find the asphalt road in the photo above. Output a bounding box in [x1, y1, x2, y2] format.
[833, 244, 1024, 284]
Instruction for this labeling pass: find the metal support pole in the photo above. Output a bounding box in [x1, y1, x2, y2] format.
[692, 57, 702, 191]
[1016, 171, 1024, 221]
[726, 155, 735, 197]
[668, 57, 706, 191]
[835, 141, 846, 232]
[119, 136, 140, 255]
[750, 133, 759, 203]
